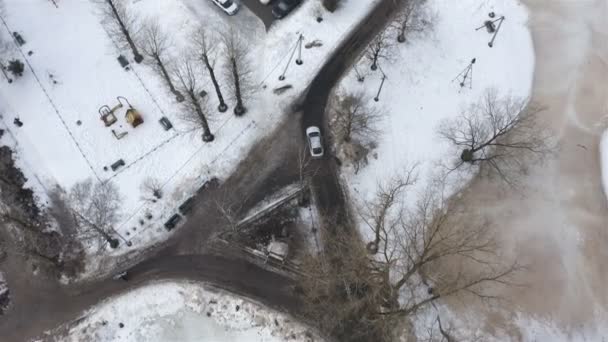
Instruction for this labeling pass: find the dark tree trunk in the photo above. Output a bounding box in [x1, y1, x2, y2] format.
[154, 54, 184, 102]
[203, 54, 228, 112]
[371, 51, 379, 70]
[106, 0, 144, 63]
[231, 58, 246, 116]
[188, 91, 214, 142]
[397, 24, 407, 43]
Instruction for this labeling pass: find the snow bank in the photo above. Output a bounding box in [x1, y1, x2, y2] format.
[600, 129, 608, 202]
[57, 281, 321, 342]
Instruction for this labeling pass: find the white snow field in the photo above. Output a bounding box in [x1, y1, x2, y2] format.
[337, 0, 534, 241]
[0, 0, 378, 278]
[54, 281, 322, 342]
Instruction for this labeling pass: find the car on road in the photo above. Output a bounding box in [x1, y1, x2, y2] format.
[260, 0, 273, 5]
[211, 0, 239, 15]
[272, 0, 302, 19]
[164, 213, 182, 231]
[306, 126, 324, 158]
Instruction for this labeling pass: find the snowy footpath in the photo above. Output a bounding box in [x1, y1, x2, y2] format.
[52, 281, 322, 342]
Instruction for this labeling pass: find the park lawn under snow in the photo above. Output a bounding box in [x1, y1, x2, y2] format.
[337, 0, 534, 241]
[54, 281, 322, 342]
[0, 0, 378, 278]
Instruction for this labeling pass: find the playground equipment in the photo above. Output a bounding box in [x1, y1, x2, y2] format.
[98, 104, 119, 127]
[98, 96, 144, 129]
[118, 96, 144, 128]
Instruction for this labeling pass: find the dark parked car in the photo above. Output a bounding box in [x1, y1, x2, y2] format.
[164, 213, 182, 231]
[178, 197, 195, 215]
[197, 177, 220, 196]
[272, 0, 302, 19]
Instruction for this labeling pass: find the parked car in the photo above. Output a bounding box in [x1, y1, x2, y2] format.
[211, 0, 239, 15]
[272, 0, 302, 19]
[164, 213, 182, 231]
[306, 126, 324, 158]
[178, 197, 195, 215]
[197, 177, 220, 196]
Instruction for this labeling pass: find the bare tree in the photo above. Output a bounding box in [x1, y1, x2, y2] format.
[139, 20, 183, 101]
[392, 0, 433, 43]
[299, 177, 522, 341]
[371, 180, 522, 318]
[194, 28, 228, 113]
[331, 92, 383, 143]
[221, 28, 253, 116]
[100, 0, 144, 63]
[330, 92, 383, 173]
[366, 28, 394, 71]
[298, 230, 399, 342]
[438, 89, 552, 186]
[0, 145, 84, 276]
[140, 177, 162, 201]
[68, 179, 122, 248]
[360, 167, 417, 254]
[173, 56, 215, 142]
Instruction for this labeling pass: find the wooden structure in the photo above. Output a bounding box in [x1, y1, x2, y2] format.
[125, 108, 143, 128]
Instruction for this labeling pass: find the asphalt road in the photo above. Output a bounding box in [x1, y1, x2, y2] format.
[0, 0, 400, 340]
[0, 254, 299, 342]
[240, 0, 275, 30]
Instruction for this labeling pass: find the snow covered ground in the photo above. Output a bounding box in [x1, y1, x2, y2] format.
[336, 0, 534, 242]
[0, 0, 378, 278]
[52, 281, 322, 342]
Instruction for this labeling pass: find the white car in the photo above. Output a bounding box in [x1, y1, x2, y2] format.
[306, 126, 324, 158]
[211, 0, 239, 15]
[260, 0, 272, 5]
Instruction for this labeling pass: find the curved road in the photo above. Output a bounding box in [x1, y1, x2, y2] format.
[0, 1, 399, 341]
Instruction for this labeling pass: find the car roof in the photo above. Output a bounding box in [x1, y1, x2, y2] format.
[306, 126, 320, 135]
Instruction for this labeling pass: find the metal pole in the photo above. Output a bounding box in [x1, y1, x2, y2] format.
[278, 36, 301, 81]
[488, 16, 505, 48]
[374, 74, 386, 102]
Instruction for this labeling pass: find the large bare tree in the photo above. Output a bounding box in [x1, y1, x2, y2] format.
[68, 179, 122, 249]
[194, 28, 228, 113]
[139, 19, 183, 101]
[0, 145, 84, 276]
[360, 167, 417, 254]
[221, 28, 253, 116]
[366, 28, 394, 71]
[172, 56, 215, 142]
[299, 177, 522, 341]
[330, 92, 383, 173]
[298, 230, 398, 342]
[438, 89, 552, 186]
[100, 0, 143, 63]
[331, 92, 383, 143]
[392, 0, 433, 43]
